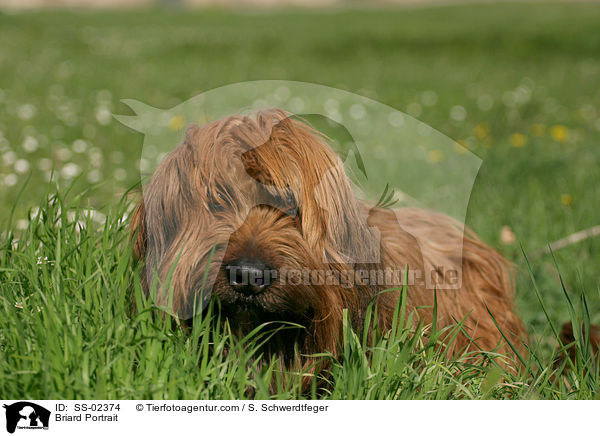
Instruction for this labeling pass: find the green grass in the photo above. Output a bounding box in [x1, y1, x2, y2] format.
[1, 189, 598, 399]
[1, 3, 600, 399]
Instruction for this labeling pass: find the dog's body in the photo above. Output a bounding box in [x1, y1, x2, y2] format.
[131, 109, 527, 378]
[369, 206, 526, 354]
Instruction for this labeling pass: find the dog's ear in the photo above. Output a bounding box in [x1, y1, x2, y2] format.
[128, 131, 201, 308]
[130, 201, 146, 261]
[130, 199, 152, 297]
[269, 116, 380, 267]
[309, 157, 381, 266]
[129, 128, 196, 261]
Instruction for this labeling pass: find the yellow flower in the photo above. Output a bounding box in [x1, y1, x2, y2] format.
[500, 225, 516, 245]
[509, 133, 527, 148]
[168, 115, 186, 131]
[550, 125, 569, 142]
[473, 123, 490, 140]
[427, 149, 444, 163]
[454, 140, 468, 154]
[531, 124, 545, 137]
[561, 194, 573, 206]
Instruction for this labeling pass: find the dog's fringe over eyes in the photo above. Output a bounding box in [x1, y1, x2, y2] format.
[130, 108, 528, 389]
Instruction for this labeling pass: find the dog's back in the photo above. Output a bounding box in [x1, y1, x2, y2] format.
[366, 205, 528, 361]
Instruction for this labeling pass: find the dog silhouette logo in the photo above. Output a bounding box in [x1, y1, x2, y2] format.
[117, 80, 482, 319]
[2, 402, 50, 433]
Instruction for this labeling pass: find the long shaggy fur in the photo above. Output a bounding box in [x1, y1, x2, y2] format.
[131, 108, 528, 382]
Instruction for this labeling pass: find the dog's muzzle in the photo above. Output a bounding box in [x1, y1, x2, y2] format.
[225, 257, 277, 295]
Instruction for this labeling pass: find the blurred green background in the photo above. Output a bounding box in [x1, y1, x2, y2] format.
[1, 2, 599, 344]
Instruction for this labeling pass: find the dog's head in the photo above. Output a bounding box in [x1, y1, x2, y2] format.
[131, 109, 381, 351]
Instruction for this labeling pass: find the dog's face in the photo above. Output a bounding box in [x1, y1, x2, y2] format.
[131, 109, 380, 349]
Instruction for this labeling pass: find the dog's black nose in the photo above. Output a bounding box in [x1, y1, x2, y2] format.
[225, 257, 276, 295]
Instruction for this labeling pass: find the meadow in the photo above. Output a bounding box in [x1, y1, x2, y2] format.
[0, 2, 599, 399]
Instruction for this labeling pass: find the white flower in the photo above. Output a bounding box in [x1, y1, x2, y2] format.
[88, 209, 106, 224]
[14, 159, 30, 174]
[4, 174, 18, 186]
[114, 168, 127, 181]
[95, 106, 111, 125]
[274, 86, 290, 102]
[349, 104, 366, 120]
[137, 158, 150, 172]
[56, 147, 72, 161]
[421, 90, 438, 107]
[22, 136, 39, 153]
[388, 111, 404, 127]
[61, 162, 81, 179]
[17, 104, 36, 120]
[89, 150, 104, 168]
[450, 105, 467, 122]
[87, 169, 102, 183]
[72, 139, 88, 153]
[3, 150, 16, 165]
[96, 89, 112, 104]
[29, 207, 41, 221]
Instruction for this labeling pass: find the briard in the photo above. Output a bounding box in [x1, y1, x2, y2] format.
[130, 108, 528, 381]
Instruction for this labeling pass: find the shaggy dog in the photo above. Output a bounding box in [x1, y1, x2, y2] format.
[130, 109, 527, 380]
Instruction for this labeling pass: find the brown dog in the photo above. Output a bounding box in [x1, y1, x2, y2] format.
[130, 109, 527, 377]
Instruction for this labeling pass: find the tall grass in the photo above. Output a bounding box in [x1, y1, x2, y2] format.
[0, 187, 597, 399]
